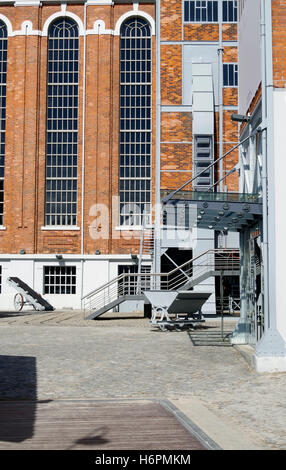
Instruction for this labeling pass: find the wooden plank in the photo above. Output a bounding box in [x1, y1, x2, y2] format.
[0, 401, 207, 450]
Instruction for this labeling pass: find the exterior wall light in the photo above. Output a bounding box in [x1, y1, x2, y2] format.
[131, 254, 139, 265]
[231, 113, 250, 123]
[19, 249, 26, 254]
[56, 254, 63, 260]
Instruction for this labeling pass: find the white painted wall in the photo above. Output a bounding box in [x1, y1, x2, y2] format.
[239, 0, 261, 115]
[0, 255, 143, 312]
[272, 90, 286, 341]
[192, 228, 216, 315]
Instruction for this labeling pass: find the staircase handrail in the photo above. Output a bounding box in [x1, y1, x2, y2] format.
[81, 248, 239, 302]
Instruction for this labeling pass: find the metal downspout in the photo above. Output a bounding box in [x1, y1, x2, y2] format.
[218, 5, 224, 192]
[154, 0, 161, 282]
[81, 1, 87, 301]
[260, 0, 271, 332]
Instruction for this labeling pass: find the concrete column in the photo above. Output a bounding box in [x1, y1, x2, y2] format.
[254, 90, 286, 372]
[231, 229, 251, 344]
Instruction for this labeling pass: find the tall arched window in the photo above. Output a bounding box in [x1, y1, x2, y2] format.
[119, 18, 152, 226]
[45, 18, 79, 227]
[0, 21, 7, 226]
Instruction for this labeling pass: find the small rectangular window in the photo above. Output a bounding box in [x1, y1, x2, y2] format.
[43, 266, 76, 295]
[223, 63, 238, 87]
[193, 136, 213, 190]
[184, 1, 218, 23]
[222, 1, 238, 22]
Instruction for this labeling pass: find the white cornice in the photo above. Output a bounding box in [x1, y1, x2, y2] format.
[86, 1, 114, 4]
[14, 1, 41, 5]
[0, 2, 155, 36]
[0, 0, 114, 4]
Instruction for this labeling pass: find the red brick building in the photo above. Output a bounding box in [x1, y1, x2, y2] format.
[0, 0, 239, 311]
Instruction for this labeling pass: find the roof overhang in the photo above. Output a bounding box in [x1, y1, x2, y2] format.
[162, 191, 262, 232]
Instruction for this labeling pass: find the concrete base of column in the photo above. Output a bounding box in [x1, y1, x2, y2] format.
[254, 328, 286, 372]
[230, 318, 251, 345]
[254, 355, 286, 373]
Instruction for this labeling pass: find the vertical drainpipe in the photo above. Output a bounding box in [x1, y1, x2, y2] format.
[218, 2, 224, 192]
[260, 0, 271, 332]
[154, 0, 161, 279]
[81, 1, 87, 301]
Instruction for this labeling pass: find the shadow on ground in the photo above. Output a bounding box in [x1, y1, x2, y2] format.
[0, 355, 37, 442]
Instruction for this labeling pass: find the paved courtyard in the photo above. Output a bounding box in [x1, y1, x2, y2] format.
[0, 309, 285, 450]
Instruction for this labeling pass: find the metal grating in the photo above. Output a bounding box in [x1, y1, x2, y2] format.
[193, 136, 214, 190]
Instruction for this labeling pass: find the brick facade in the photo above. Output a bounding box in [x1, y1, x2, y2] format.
[160, 1, 239, 200]
[0, 2, 156, 256]
[161, 45, 182, 105]
[272, 0, 286, 88]
[0, 1, 239, 258]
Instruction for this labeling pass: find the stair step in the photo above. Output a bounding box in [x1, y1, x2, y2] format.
[189, 330, 233, 347]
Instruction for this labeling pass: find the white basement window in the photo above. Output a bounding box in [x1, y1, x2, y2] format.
[43, 266, 76, 295]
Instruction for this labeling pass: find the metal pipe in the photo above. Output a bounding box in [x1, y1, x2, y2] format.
[154, 0, 161, 279]
[218, 3, 224, 192]
[81, 1, 87, 256]
[260, 0, 271, 331]
[208, 166, 237, 191]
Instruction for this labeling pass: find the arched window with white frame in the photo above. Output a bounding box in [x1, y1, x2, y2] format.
[45, 17, 79, 227]
[119, 17, 152, 227]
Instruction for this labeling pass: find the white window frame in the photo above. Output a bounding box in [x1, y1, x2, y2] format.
[119, 17, 152, 227]
[223, 63, 238, 87]
[184, 1, 219, 23]
[222, 1, 238, 23]
[43, 265, 77, 295]
[45, 18, 79, 227]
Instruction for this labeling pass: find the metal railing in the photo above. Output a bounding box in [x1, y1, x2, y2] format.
[81, 249, 240, 316]
[216, 296, 241, 314]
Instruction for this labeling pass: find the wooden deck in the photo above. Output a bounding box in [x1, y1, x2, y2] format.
[0, 400, 208, 450]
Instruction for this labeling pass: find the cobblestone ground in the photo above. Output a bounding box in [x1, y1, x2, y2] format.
[0, 309, 286, 450]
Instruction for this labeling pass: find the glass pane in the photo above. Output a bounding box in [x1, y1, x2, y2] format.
[45, 18, 79, 227]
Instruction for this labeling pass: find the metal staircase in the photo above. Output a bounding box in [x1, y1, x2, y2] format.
[81, 249, 239, 319]
[137, 217, 154, 274]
